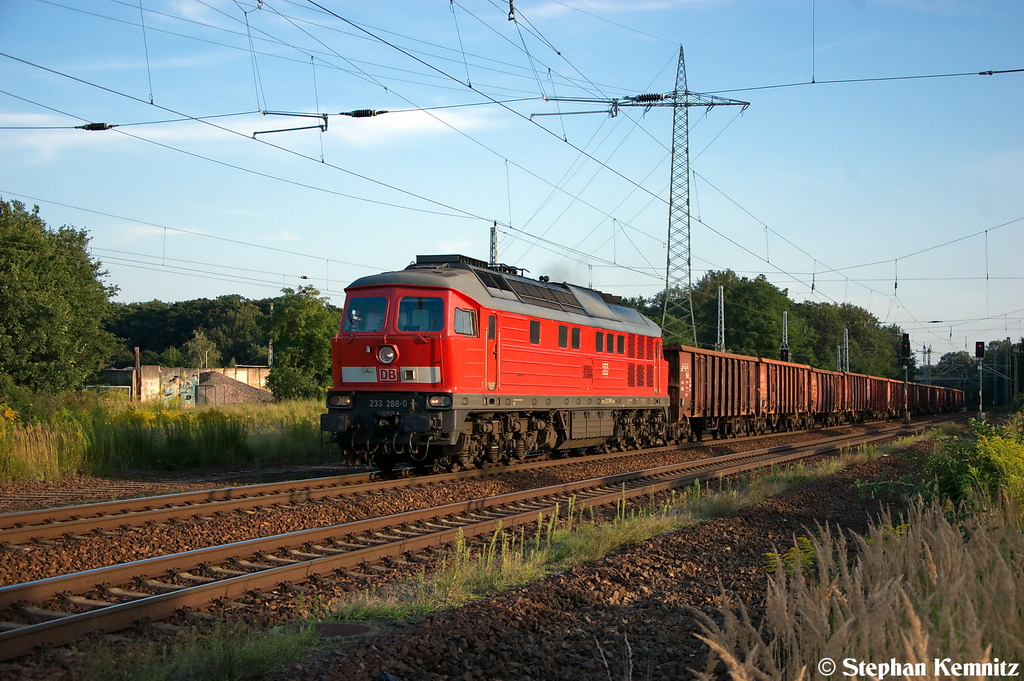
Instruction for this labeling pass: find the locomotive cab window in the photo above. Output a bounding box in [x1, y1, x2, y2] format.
[343, 297, 387, 333]
[558, 325, 568, 348]
[487, 315, 496, 339]
[528, 317, 544, 342]
[571, 327, 580, 349]
[530, 320, 541, 344]
[454, 308, 478, 336]
[617, 335, 625, 354]
[397, 297, 444, 332]
[595, 331, 604, 353]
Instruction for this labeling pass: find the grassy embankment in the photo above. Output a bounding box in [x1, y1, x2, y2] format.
[0, 395, 327, 481]
[697, 412, 1024, 679]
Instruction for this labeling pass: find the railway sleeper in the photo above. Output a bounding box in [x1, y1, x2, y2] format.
[0, 621, 29, 631]
[13, 605, 70, 622]
[256, 552, 301, 565]
[99, 585, 151, 601]
[388, 527, 429, 538]
[58, 594, 112, 610]
[308, 543, 348, 555]
[229, 558, 274, 572]
[134, 577, 187, 593]
[171, 570, 216, 585]
[202, 565, 249, 578]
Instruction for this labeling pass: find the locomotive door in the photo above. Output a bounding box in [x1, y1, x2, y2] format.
[485, 313, 499, 390]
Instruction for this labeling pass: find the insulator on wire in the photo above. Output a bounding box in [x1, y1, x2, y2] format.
[631, 93, 665, 103]
[76, 123, 116, 131]
[342, 109, 388, 118]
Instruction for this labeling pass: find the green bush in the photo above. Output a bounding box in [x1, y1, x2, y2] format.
[925, 412, 1024, 506]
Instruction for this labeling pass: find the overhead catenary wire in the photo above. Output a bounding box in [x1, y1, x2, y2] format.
[0, 51, 506, 226]
[706, 68, 1024, 95]
[0, 189, 382, 271]
[7, 0, 1018, 347]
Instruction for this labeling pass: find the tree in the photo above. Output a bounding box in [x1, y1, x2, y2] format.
[183, 329, 220, 369]
[265, 287, 340, 400]
[0, 198, 117, 392]
[107, 295, 270, 367]
[160, 346, 184, 367]
[689, 270, 802, 357]
[793, 301, 910, 378]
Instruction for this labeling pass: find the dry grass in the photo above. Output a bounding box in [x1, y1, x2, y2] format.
[0, 398, 327, 480]
[695, 497, 1024, 680]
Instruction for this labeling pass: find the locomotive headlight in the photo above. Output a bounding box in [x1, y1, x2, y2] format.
[377, 345, 397, 364]
[327, 394, 352, 408]
[427, 395, 452, 408]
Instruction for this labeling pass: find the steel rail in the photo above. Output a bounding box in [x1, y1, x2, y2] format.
[0, 446, 685, 545]
[0, 421, 939, 661]
[0, 420, 919, 545]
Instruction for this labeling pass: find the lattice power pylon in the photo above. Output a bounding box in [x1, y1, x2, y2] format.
[651, 47, 749, 345]
[530, 46, 748, 345]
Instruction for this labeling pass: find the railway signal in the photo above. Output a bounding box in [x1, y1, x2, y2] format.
[900, 333, 911, 367]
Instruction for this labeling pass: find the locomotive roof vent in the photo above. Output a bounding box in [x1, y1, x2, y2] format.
[412, 254, 522, 276]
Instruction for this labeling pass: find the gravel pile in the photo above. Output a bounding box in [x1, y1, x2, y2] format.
[198, 370, 274, 405]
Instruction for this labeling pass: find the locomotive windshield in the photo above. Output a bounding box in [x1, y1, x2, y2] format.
[343, 297, 387, 333]
[397, 296, 444, 332]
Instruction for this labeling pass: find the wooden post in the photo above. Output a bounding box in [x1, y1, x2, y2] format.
[134, 346, 142, 401]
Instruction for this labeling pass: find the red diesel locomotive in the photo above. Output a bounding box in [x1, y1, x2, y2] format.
[320, 254, 963, 471]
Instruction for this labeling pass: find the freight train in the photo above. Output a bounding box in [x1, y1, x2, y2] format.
[320, 254, 963, 471]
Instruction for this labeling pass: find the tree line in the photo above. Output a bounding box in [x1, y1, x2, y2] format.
[0, 198, 338, 402]
[626, 269, 915, 379]
[1, 197, 1020, 407]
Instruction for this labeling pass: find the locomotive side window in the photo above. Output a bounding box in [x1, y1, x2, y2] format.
[596, 332, 604, 353]
[617, 335, 625, 354]
[487, 315, 496, 339]
[571, 327, 580, 349]
[455, 308, 478, 336]
[530, 320, 541, 344]
[343, 297, 387, 333]
[397, 297, 444, 332]
[558, 325, 568, 348]
[607, 337, 615, 354]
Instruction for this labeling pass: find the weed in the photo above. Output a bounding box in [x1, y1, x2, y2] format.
[79, 619, 320, 681]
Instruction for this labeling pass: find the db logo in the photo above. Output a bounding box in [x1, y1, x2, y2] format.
[378, 367, 399, 382]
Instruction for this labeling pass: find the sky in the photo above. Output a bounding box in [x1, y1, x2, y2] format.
[1, 0, 1021, 363]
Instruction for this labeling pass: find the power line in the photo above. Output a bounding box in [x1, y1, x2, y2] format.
[706, 68, 1024, 95]
[831, 215, 1024, 273]
[0, 189, 380, 271]
[0, 52, 505, 225]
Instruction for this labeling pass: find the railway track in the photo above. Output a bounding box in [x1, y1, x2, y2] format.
[0, 418, 943, 662]
[0, 420, 929, 547]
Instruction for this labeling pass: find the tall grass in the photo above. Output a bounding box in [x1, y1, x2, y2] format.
[695, 498, 1024, 680]
[79, 619, 321, 681]
[0, 397, 328, 481]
